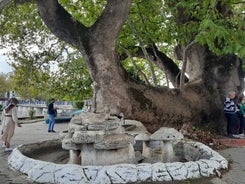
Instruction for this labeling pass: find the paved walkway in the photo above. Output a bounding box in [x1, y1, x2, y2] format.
[0, 120, 68, 183]
[0, 120, 244, 184]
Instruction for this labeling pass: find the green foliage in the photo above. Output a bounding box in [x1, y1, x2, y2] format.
[0, 2, 61, 100]
[74, 100, 84, 109]
[11, 58, 50, 100]
[28, 108, 36, 119]
[196, 17, 245, 57]
[59, 0, 106, 27]
[121, 57, 166, 86]
[119, 0, 168, 50]
[0, 0, 244, 100]
[0, 2, 49, 50]
[118, 0, 174, 86]
[0, 72, 12, 98]
[49, 51, 93, 101]
[156, 0, 245, 59]
[0, 2, 92, 101]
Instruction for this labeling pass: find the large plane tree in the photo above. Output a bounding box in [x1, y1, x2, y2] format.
[0, 0, 244, 133]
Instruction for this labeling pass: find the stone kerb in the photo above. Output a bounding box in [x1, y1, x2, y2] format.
[8, 138, 228, 184]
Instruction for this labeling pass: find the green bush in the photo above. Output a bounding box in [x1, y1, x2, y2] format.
[29, 109, 36, 119]
[0, 104, 3, 111]
[74, 100, 84, 109]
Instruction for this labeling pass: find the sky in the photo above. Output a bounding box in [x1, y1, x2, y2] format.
[0, 54, 12, 73]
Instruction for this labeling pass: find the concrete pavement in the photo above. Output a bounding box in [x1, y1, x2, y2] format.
[0, 120, 68, 184]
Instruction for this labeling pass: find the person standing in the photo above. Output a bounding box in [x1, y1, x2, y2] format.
[224, 91, 237, 138]
[47, 98, 56, 133]
[1, 97, 21, 151]
[236, 97, 245, 137]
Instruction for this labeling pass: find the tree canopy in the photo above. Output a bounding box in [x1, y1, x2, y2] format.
[0, 1, 93, 100]
[0, 72, 11, 98]
[0, 0, 244, 99]
[0, 0, 244, 132]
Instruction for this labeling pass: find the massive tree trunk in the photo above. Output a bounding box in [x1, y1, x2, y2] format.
[34, 0, 243, 133]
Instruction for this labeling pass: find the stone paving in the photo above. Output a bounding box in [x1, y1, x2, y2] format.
[0, 120, 244, 184]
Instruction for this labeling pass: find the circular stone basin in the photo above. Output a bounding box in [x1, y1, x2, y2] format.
[20, 140, 69, 164]
[8, 139, 228, 184]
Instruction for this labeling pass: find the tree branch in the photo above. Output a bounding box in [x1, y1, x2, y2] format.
[90, 0, 132, 45]
[121, 45, 189, 87]
[120, 45, 151, 85]
[36, 0, 88, 50]
[127, 18, 157, 86]
[180, 40, 196, 90]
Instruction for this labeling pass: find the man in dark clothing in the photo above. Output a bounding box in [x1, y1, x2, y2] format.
[224, 91, 236, 138]
[47, 98, 56, 133]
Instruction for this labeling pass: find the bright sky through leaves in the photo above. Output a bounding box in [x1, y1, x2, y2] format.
[0, 54, 12, 73]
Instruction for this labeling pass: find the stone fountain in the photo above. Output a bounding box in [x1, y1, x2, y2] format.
[8, 112, 228, 183]
[62, 112, 135, 166]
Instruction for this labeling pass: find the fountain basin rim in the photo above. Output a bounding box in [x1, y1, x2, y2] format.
[8, 139, 228, 184]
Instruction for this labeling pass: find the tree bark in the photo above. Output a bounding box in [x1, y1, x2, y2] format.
[34, 0, 244, 133]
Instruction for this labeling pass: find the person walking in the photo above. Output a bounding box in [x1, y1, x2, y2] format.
[224, 91, 237, 138]
[47, 98, 57, 133]
[1, 97, 21, 151]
